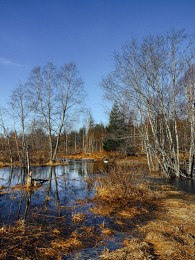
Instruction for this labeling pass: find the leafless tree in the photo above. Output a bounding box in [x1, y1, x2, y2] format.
[180, 65, 195, 177]
[0, 108, 14, 167]
[101, 30, 195, 177]
[9, 83, 31, 170]
[28, 62, 85, 163]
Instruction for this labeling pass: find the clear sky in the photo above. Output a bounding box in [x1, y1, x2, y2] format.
[0, 0, 195, 125]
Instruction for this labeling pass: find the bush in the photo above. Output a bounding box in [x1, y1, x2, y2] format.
[95, 165, 155, 205]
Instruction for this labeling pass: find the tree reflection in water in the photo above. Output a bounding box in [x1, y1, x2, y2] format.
[0, 162, 102, 226]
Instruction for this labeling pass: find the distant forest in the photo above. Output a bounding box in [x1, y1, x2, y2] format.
[0, 30, 195, 178]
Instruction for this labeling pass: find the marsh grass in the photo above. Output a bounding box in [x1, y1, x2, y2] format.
[100, 238, 155, 260]
[93, 165, 157, 208]
[0, 219, 102, 259]
[94, 166, 195, 260]
[72, 212, 86, 223]
[140, 194, 195, 259]
[101, 196, 195, 260]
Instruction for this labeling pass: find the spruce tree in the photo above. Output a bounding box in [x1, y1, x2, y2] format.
[103, 103, 128, 152]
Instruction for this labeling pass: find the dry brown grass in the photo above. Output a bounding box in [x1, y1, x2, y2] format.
[0, 161, 4, 167]
[93, 165, 157, 206]
[0, 217, 102, 259]
[91, 166, 149, 216]
[90, 167, 159, 235]
[139, 192, 195, 260]
[95, 167, 195, 260]
[0, 186, 7, 195]
[51, 231, 82, 251]
[115, 155, 148, 168]
[84, 175, 96, 188]
[72, 212, 86, 223]
[101, 238, 155, 260]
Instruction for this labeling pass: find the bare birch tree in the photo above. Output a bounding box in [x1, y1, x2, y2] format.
[180, 65, 195, 177]
[9, 83, 31, 169]
[101, 30, 194, 177]
[28, 62, 85, 163]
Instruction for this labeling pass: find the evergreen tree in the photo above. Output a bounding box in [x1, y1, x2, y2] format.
[103, 103, 128, 152]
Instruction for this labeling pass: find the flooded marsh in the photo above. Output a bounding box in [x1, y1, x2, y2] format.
[0, 162, 195, 259]
[0, 162, 131, 259]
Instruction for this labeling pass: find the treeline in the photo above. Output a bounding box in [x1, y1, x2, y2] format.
[0, 62, 85, 167]
[1, 30, 195, 178]
[0, 102, 139, 166]
[0, 63, 140, 169]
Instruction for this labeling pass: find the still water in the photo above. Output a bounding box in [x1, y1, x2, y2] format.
[0, 161, 100, 225]
[0, 161, 128, 258]
[1, 161, 195, 226]
[148, 173, 195, 195]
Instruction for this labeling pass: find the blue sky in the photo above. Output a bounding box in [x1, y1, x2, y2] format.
[0, 0, 195, 125]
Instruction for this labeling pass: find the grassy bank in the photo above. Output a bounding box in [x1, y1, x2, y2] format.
[91, 166, 195, 260]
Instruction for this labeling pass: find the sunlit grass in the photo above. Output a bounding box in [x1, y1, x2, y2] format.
[72, 212, 86, 223]
[0, 219, 102, 259]
[95, 166, 195, 260]
[101, 238, 155, 260]
[93, 165, 158, 207]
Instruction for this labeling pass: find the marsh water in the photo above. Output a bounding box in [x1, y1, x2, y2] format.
[0, 163, 94, 225]
[0, 161, 195, 258]
[0, 161, 129, 259]
[148, 173, 195, 194]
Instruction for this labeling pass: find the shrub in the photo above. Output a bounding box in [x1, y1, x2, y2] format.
[95, 165, 155, 205]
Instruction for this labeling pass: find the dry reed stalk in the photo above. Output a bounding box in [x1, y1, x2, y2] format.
[101, 228, 113, 236]
[72, 212, 86, 223]
[100, 238, 154, 260]
[90, 204, 114, 216]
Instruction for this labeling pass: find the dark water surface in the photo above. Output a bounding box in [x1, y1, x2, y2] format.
[148, 173, 195, 195]
[1, 162, 194, 225]
[0, 162, 101, 224]
[169, 177, 195, 194]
